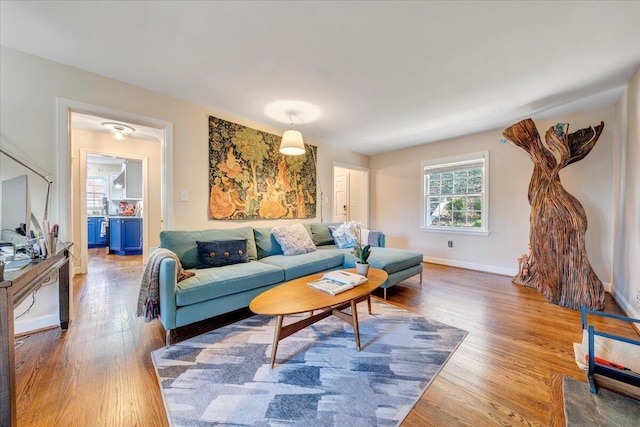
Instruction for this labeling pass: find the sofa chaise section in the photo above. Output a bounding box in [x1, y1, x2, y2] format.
[343, 247, 423, 299]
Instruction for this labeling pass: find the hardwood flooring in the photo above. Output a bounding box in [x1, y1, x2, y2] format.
[14, 249, 637, 426]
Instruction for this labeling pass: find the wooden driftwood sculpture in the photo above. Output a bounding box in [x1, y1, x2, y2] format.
[503, 119, 605, 310]
[514, 244, 537, 289]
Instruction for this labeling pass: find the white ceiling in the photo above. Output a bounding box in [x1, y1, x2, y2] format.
[1, 1, 639, 156]
[72, 112, 164, 143]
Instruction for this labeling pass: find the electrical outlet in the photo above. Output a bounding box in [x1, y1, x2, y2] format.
[636, 290, 640, 309]
[447, 240, 453, 248]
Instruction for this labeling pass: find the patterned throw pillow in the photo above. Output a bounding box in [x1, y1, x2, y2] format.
[329, 223, 359, 249]
[271, 223, 316, 256]
[196, 239, 249, 268]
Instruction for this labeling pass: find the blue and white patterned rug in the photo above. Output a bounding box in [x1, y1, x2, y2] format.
[151, 300, 467, 426]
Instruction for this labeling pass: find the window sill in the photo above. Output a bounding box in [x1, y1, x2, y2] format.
[420, 227, 490, 236]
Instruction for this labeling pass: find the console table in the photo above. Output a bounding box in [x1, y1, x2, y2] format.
[0, 248, 71, 427]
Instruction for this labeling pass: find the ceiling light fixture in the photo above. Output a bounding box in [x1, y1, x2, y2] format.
[278, 113, 306, 156]
[101, 122, 135, 141]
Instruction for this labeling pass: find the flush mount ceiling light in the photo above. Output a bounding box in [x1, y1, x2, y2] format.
[279, 113, 306, 156]
[101, 122, 136, 140]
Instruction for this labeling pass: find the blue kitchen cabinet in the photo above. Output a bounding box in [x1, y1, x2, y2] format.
[109, 217, 142, 255]
[88, 216, 107, 248]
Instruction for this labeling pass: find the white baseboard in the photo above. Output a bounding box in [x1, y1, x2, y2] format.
[14, 314, 59, 335]
[423, 256, 518, 276]
[423, 257, 615, 295]
[612, 287, 640, 319]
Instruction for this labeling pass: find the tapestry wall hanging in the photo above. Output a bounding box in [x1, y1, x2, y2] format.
[208, 115, 317, 220]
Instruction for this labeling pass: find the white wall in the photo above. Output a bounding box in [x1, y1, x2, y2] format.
[0, 46, 368, 332]
[613, 65, 640, 318]
[370, 106, 616, 281]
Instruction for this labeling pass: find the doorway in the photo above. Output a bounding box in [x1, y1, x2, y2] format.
[332, 163, 369, 227]
[56, 99, 173, 276]
[73, 119, 157, 274]
[85, 154, 143, 261]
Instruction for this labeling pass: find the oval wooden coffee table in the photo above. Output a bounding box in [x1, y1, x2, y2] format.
[250, 268, 388, 368]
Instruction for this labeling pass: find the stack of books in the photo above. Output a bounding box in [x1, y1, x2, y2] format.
[307, 270, 368, 295]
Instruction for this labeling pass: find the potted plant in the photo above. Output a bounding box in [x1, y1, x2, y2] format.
[352, 243, 371, 276]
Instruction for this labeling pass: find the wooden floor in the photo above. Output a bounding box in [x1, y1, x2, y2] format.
[14, 249, 638, 426]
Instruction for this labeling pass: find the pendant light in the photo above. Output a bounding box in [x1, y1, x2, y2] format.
[279, 113, 305, 155]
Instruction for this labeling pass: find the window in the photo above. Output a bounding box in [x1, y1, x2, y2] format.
[421, 152, 489, 234]
[87, 176, 107, 212]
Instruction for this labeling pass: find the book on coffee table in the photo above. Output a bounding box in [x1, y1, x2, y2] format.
[322, 270, 368, 286]
[307, 270, 368, 295]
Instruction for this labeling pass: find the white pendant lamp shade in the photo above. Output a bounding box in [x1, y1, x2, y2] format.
[279, 129, 306, 155]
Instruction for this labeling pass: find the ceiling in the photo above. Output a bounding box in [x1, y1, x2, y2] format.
[72, 112, 164, 143]
[1, 1, 639, 156]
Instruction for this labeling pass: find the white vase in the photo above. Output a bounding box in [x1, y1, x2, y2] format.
[356, 262, 370, 277]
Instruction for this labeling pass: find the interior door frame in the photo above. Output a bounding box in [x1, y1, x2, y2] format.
[331, 161, 370, 228]
[56, 98, 173, 274]
[78, 150, 149, 274]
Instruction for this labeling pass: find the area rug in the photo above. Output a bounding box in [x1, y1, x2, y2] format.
[151, 300, 467, 426]
[563, 376, 640, 426]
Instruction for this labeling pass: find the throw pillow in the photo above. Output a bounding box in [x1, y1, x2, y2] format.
[196, 239, 249, 269]
[310, 223, 340, 246]
[329, 223, 359, 249]
[160, 226, 258, 269]
[253, 227, 283, 258]
[271, 223, 316, 256]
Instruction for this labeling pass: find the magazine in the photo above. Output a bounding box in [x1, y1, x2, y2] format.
[307, 278, 355, 295]
[307, 270, 368, 295]
[322, 270, 368, 286]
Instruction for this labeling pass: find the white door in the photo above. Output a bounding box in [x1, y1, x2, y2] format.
[334, 173, 349, 222]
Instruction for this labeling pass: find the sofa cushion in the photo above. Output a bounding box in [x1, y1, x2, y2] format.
[316, 244, 339, 250]
[310, 223, 340, 246]
[254, 227, 283, 258]
[343, 247, 423, 274]
[271, 223, 316, 256]
[175, 261, 284, 306]
[196, 239, 248, 269]
[260, 249, 344, 281]
[329, 223, 359, 249]
[160, 226, 258, 269]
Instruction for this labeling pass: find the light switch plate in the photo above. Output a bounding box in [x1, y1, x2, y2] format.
[179, 190, 189, 202]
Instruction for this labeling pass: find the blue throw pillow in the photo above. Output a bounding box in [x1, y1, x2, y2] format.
[329, 225, 358, 249]
[196, 239, 248, 268]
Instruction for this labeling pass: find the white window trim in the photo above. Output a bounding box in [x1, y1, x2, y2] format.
[87, 175, 108, 210]
[420, 151, 490, 236]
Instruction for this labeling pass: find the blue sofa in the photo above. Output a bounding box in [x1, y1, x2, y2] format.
[157, 223, 423, 346]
